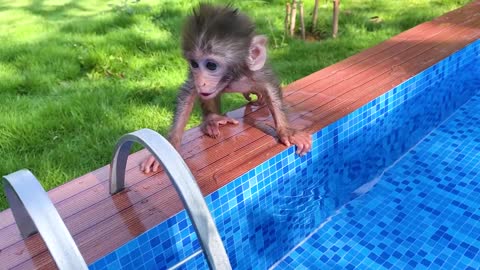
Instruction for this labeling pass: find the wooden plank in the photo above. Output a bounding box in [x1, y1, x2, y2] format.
[0, 151, 147, 229]
[2, 185, 180, 269]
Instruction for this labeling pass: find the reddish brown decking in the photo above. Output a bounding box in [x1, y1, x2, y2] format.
[1, 1, 480, 269]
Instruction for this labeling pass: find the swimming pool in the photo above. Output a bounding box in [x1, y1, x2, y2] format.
[89, 39, 480, 270]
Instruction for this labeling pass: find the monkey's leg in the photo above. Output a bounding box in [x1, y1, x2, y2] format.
[200, 96, 239, 138]
[263, 83, 312, 155]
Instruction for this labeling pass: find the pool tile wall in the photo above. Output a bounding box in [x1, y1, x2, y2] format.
[89, 39, 480, 270]
[275, 91, 480, 269]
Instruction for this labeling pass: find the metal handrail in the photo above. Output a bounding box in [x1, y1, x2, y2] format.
[109, 128, 231, 270]
[3, 169, 88, 270]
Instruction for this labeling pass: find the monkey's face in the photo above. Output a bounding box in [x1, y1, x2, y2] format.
[188, 56, 229, 100]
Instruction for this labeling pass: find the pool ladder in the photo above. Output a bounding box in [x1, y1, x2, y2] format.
[110, 128, 231, 269]
[3, 169, 89, 270]
[2, 128, 231, 270]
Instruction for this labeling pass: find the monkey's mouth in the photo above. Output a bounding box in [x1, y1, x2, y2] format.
[200, 92, 212, 97]
[199, 90, 217, 99]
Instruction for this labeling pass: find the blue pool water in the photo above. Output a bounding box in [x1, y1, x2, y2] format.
[275, 89, 480, 269]
[90, 40, 480, 270]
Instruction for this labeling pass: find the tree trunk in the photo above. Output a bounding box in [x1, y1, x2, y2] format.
[285, 2, 291, 36]
[289, 0, 297, 36]
[299, 1, 306, 40]
[332, 0, 340, 38]
[311, 0, 320, 32]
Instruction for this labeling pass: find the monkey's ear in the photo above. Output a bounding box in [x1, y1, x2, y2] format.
[248, 35, 268, 71]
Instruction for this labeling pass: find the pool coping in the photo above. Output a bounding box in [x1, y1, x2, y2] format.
[1, 1, 480, 268]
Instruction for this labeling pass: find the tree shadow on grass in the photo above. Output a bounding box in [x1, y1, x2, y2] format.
[26, 0, 89, 19]
[150, 5, 183, 30]
[59, 11, 137, 35]
[0, 13, 170, 95]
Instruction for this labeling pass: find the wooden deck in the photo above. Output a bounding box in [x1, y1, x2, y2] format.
[1, 1, 480, 269]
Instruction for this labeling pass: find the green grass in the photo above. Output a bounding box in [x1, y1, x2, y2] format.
[0, 0, 472, 210]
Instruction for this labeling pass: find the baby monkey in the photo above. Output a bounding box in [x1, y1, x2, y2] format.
[141, 3, 312, 173]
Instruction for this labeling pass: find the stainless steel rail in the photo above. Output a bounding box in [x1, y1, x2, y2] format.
[3, 169, 88, 270]
[109, 128, 231, 270]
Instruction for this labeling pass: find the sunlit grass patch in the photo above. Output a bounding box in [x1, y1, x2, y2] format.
[0, 0, 472, 210]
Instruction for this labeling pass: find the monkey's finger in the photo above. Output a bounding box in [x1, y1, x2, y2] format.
[295, 142, 305, 155]
[226, 118, 239, 125]
[302, 145, 311, 155]
[208, 124, 220, 138]
[217, 117, 239, 125]
[299, 136, 312, 155]
[305, 140, 312, 152]
[152, 161, 161, 173]
[301, 140, 312, 154]
[205, 125, 213, 137]
[296, 135, 310, 148]
[243, 93, 252, 101]
[279, 136, 291, 147]
[304, 135, 313, 151]
[301, 144, 310, 155]
[141, 156, 156, 174]
[140, 156, 148, 172]
[144, 159, 154, 174]
[289, 135, 306, 155]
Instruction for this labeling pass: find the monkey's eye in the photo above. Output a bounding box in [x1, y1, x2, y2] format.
[206, 61, 217, 71]
[190, 60, 199, 68]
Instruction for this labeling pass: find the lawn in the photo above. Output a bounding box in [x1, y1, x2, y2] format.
[0, 0, 472, 210]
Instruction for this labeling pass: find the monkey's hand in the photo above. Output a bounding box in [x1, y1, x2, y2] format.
[278, 130, 312, 156]
[243, 92, 265, 106]
[140, 154, 161, 174]
[140, 137, 181, 174]
[201, 113, 239, 138]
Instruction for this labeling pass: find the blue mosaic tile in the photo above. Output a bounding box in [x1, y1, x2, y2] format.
[89, 39, 480, 270]
[275, 91, 480, 269]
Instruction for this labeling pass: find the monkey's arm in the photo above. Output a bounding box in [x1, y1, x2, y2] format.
[199, 96, 239, 138]
[168, 81, 197, 149]
[263, 82, 312, 156]
[140, 81, 196, 173]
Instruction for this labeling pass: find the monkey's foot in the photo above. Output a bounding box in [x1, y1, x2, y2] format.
[279, 130, 312, 156]
[201, 114, 239, 138]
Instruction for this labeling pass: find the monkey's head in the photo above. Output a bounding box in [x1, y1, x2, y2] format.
[181, 3, 268, 100]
